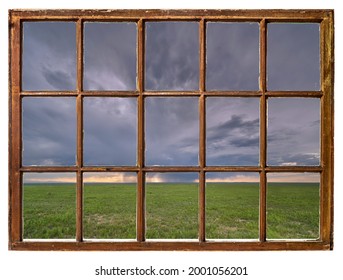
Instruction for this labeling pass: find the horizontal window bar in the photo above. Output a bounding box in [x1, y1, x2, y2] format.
[10, 240, 331, 251]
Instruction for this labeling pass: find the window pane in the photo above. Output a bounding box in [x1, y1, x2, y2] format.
[22, 97, 76, 166]
[206, 22, 259, 91]
[84, 22, 137, 90]
[206, 173, 259, 239]
[267, 23, 320, 91]
[83, 97, 137, 166]
[267, 98, 320, 166]
[206, 98, 260, 166]
[267, 173, 320, 239]
[146, 173, 198, 239]
[145, 22, 199, 91]
[146, 97, 199, 166]
[23, 173, 76, 239]
[83, 173, 136, 239]
[22, 22, 76, 91]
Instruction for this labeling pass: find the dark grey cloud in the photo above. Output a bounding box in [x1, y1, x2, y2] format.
[84, 22, 137, 90]
[42, 67, 74, 90]
[146, 97, 199, 166]
[83, 97, 137, 166]
[267, 23, 320, 91]
[206, 98, 260, 166]
[267, 98, 320, 166]
[208, 115, 259, 146]
[22, 97, 76, 166]
[208, 154, 259, 166]
[22, 22, 76, 91]
[230, 137, 260, 148]
[145, 22, 199, 91]
[206, 22, 259, 91]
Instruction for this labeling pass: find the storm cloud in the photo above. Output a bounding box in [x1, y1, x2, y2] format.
[267, 98, 320, 166]
[206, 22, 260, 91]
[22, 21, 321, 183]
[83, 97, 137, 166]
[84, 22, 137, 90]
[145, 97, 199, 166]
[145, 22, 199, 91]
[22, 22, 76, 91]
[22, 97, 76, 166]
[206, 98, 260, 166]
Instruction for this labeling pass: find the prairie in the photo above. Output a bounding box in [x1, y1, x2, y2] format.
[23, 182, 319, 240]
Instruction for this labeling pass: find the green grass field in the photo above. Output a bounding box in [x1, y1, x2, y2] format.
[23, 182, 319, 240]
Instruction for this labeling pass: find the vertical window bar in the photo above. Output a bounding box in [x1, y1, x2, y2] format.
[76, 19, 84, 242]
[137, 19, 146, 242]
[199, 19, 206, 242]
[9, 16, 23, 243]
[259, 19, 267, 242]
[320, 15, 334, 247]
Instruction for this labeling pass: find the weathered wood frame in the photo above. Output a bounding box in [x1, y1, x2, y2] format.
[9, 9, 334, 251]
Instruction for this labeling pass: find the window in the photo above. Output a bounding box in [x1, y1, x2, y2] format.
[9, 9, 334, 251]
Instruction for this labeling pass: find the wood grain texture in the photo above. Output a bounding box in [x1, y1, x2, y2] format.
[9, 15, 22, 245]
[11, 240, 331, 251]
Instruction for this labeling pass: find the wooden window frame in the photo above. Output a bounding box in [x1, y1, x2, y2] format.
[8, 9, 334, 251]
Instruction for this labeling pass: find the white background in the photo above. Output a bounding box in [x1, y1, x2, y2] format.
[1, 1, 342, 279]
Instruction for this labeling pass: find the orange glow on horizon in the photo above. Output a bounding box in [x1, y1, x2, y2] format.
[24, 173, 320, 184]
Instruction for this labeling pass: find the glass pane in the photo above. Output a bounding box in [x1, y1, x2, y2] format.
[83, 97, 137, 166]
[84, 22, 137, 90]
[145, 22, 199, 91]
[146, 173, 198, 239]
[206, 173, 259, 239]
[83, 173, 136, 239]
[22, 97, 76, 166]
[267, 23, 320, 91]
[267, 98, 320, 166]
[22, 22, 76, 91]
[267, 173, 320, 239]
[146, 97, 199, 166]
[206, 22, 259, 91]
[23, 173, 76, 239]
[206, 98, 260, 166]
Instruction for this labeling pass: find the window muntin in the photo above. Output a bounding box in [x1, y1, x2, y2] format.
[9, 10, 334, 251]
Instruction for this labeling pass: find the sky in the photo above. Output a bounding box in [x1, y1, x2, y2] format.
[22, 22, 77, 91]
[145, 22, 199, 91]
[84, 22, 137, 90]
[267, 23, 320, 91]
[206, 22, 260, 91]
[22, 21, 320, 183]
